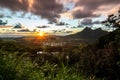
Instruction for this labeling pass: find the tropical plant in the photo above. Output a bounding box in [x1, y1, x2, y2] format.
[102, 9, 120, 29]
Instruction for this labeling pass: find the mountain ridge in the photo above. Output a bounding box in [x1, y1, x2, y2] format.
[66, 27, 108, 39]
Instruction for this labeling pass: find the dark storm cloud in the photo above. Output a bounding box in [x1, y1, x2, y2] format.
[81, 19, 92, 25]
[72, 0, 120, 18]
[93, 21, 101, 24]
[0, 0, 119, 22]
[81, 18, 101, 25]
[31, 0, 64, 22]
[0, 0, 29, 12]
[72, 9, 100, 19]
[0, 0, 64, 22]
[75, 0, 120, 7]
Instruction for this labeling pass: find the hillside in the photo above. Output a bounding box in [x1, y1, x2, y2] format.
[0, 28, 119, 80]
[80, 28, 120, 80]
[67, 27, 108, 39]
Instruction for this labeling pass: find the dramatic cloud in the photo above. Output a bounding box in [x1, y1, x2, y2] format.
[75, 0, 120, 7]
[81, 19, 92, 25]
[72, 0, 120, 18]
[72, 9, 100, 18]
[93, 21, 101, 24]
[0, 0, 64, 22]
[81, 19, 101, 25]
[31, 0, 63, 22]
[0, 0, 120, 22]
[0, 0, 29, 12]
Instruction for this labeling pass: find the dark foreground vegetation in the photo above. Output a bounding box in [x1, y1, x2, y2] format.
[0, 27, 120, 80]
[0, 10, 120, 80]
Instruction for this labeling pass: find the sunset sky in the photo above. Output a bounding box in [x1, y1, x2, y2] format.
[0, 0, 120, 30]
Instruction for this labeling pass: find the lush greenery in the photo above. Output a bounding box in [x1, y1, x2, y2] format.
[0, 28, 120, 80]
[1, 9, 120, 79]
[0, 37, 92, 80]
[0, 39, 85, 80]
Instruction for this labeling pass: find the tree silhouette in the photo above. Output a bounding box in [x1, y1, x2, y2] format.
[14, 23, 22, 28]
[102, 9, 120, 29]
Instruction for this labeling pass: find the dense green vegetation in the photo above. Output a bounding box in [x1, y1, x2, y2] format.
[0, 28, 120, 80]
[79, 29, 120, 80]
[0, 38, 86, 80]
[1, 9, 120, 79]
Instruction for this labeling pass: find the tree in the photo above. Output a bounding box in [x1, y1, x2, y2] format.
[14, 23, 22, 28]
[102, 9, 120, 29]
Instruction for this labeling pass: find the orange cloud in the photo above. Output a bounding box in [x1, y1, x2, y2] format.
[28, 0, 34, 10]
[60, 12, 73, 19]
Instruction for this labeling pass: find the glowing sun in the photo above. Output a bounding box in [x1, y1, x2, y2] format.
[39, 32, 44, 36]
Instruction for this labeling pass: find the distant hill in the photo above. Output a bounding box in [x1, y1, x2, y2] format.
[66, 27, 108, 40]
[80, 28, 120, 80]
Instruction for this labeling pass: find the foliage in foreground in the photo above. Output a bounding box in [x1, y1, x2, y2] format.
[0, 29, 120, 80]
[0, 50, 87, 80]
[78, 29, 120, 80]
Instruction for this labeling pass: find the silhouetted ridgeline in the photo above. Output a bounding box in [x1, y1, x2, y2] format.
[67, 27, 108, 39]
